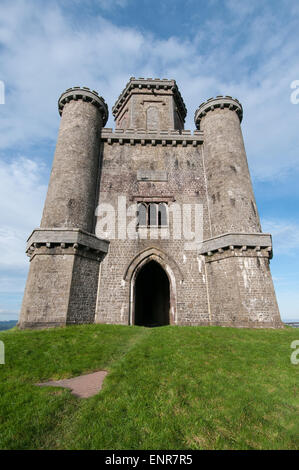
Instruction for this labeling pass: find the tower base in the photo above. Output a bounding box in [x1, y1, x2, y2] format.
[200, 234, 283, 328]
[19, 229, 109, 329]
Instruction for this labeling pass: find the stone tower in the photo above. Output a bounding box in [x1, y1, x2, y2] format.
[19, 88, 109, 328]
[19, 78, 282, 329]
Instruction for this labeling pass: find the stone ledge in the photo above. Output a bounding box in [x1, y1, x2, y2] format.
[26, 228, 109, 254]
[130, 195, 175, 202]
[199, 232, 273, 257]
[137, 170, 168, 181]
[100, 128, 203, 146]
[28, 245, 106, 262]
[204, 246, 272, 263]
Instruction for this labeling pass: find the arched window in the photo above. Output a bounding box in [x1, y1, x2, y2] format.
[137, 203, 147, 226]
[146, 106, 160, 130]
[137, 202, 168, 227]
[148, 203, 157, 226]
[158, 203, 167, 226]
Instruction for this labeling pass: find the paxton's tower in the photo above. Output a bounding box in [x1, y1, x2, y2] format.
[19, 78, 282, 329]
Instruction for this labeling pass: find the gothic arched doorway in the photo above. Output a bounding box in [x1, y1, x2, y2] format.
[134, 260, 170, 327]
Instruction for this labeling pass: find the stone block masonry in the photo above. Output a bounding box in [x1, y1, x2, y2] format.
[19, 78, 283, 329]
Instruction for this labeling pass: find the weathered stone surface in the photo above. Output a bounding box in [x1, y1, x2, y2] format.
[19, 80, 283, 329]
[26, 228, 109, 253]
[198, 233, 273, 255]
[113, 78, 186, 131]
[19, 88, 108, 329]
[41, 95, 104, 232]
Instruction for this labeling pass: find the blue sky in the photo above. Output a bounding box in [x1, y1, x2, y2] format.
[0, 0, 298, 321]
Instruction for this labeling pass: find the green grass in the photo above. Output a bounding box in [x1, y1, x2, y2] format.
[0, 324, 298, 449]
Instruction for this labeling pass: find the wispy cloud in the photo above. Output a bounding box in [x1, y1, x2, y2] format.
[262, 219, 299, 256]
[0, 157, 47, 265]
[0, 0, 298, 179]
[96, 0, 130, 9]
[0, 155, 47, 318]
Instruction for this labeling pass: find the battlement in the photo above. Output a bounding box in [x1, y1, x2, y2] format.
[112, 77, 186, 131]
[100, 127, 203, 146]
[58, 87, 109, 125]
[195, 96, 243, 129]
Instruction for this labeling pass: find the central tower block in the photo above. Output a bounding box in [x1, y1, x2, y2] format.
[112, 77, 187, 131]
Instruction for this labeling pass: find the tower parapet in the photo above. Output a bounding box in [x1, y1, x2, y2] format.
[195, 96, 243, 129]
[58, 87, 108, 123]
[112, 77, 187, 131]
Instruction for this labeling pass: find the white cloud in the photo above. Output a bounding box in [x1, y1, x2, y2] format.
[0, 0, 298, 180]
[0, 308, 19, 320]
[261, 218, 299, 256]
[0, 155, 46, 319]
[96, 0, 129, 8]
[0, 156, 47, 269]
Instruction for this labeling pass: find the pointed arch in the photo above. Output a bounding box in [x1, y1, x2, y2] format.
[134, 260, 170, 326]
[124, 246, 184, 283]
[124, 247, 184, 325]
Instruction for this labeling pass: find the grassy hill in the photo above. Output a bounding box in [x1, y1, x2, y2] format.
[0, 321, 17, 331]
[0, 324, 298, 450]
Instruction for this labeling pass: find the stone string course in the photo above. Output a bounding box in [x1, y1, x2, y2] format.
[100, 128, 203, 147]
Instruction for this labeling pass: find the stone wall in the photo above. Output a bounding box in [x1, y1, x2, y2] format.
[19, 89, 109, 329]
[205, 249, 281, 327]
[19, 80, 283, 329]
[19, 251, 74, 328]
[95, 137, 210, 325]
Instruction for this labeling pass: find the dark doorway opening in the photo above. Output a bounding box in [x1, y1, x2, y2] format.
[134, 260, 170, 327]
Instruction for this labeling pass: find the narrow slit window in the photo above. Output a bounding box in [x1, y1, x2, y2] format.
[148, 203, 157, 226]
[137, 203, 147, 226]
[136, 201, 169, 228]
[158, 203, 167, 226]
